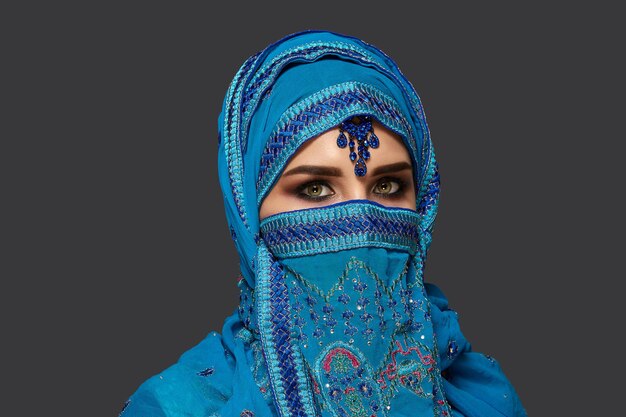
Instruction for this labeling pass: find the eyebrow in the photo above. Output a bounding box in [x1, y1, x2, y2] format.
[370, 161, 412, 176]
[282, 165, 342, 177]
[282, 161, 412, 177]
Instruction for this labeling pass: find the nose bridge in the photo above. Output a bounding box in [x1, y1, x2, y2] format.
[343, 175, 369, 201]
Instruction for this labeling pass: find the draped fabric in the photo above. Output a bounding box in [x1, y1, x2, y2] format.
[120, 30, 527, 417]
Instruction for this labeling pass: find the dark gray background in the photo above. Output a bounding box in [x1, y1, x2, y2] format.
[4, 2, 622, 416]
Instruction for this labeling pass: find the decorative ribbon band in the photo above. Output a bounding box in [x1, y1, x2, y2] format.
[259, 200, 421, 258]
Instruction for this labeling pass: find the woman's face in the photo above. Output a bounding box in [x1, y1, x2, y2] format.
[259, 120, 416, 220]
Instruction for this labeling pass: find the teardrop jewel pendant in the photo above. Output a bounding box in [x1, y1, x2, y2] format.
[336, 115, 379, 176]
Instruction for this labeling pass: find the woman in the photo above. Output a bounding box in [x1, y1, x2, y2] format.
[121, 30, 527, 417]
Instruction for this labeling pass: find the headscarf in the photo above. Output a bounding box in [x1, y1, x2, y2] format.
[120, 30, 527, 417]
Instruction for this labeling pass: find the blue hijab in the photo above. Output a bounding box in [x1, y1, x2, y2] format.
[120, 30, 527, 417]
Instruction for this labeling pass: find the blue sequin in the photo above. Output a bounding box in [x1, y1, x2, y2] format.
[448, 340, 459, 359]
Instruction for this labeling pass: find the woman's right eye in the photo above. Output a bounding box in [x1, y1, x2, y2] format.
[297, 182, 334, 200]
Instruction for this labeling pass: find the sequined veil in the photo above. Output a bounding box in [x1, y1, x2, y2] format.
[120, 30, 527, 417]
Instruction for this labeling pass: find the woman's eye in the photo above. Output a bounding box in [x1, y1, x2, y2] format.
[373, 179, 401, 195]
[299, 182, 334, 199]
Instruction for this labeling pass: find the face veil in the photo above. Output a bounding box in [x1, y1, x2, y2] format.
[120, 30, 527, 417]
[256, 200, 450, 416]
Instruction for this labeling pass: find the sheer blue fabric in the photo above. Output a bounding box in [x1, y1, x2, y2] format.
[121, 30, 527, 417]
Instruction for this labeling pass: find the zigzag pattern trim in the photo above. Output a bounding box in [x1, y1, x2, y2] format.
[256, 242, 316, 417]
[260, 201, 421, 258]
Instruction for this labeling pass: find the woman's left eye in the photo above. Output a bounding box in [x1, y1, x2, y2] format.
[373, 178, 402, 195]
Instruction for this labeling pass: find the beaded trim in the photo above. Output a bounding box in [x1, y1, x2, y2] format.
[256, 242, 316, 417]
[259, 200, 421, 258]
[256, 82, 416, 205]
[222, 51, 261, 228]
[415, 145, 440, 255]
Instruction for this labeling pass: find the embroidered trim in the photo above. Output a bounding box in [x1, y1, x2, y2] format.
[416, 145, 440, 255]
[285, 257, 411, 305]
[238, 275, 260, 334]
[256, 82, 416, 205]
[256, 242, 316, 417]
[222, 51, 261, 228]
[260, 201, 421, 258]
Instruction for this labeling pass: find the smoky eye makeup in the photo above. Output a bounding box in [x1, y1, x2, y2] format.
[371, 176, 409, 199]
[294, 180, 336, 201]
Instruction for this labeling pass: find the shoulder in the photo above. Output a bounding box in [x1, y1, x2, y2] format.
[120, 317, 240, 417]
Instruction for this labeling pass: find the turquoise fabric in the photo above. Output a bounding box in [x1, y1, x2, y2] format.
[121, 30, 527, 417]
[257, 200, 452, 416]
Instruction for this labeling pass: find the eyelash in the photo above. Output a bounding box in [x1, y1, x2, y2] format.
[295, 181, 333, 202]
[375, 177, 407, 199]
[295, 177, 407, 202]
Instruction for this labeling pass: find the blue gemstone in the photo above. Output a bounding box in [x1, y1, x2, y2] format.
[369, 133, 379, 148]
[362, 150, 370, 160]
[350, 151, 357, 161]
[349, 141, 355, 148]
[336, 132, 347, 148]
[355, 159, 367, 176]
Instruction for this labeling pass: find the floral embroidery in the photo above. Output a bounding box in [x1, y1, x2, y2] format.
[279, 253, 455, 414]
[315, 343, 383, 417]
[376, 339, 435, 398]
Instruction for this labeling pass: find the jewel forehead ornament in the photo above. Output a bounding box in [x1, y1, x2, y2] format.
[336, 115, 380, 176]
